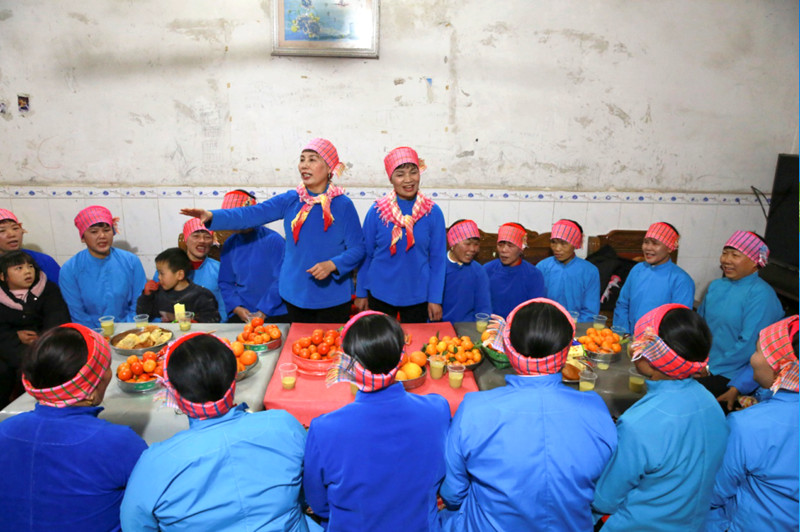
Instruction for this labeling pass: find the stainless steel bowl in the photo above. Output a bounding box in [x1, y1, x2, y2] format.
[116, 376, 162, 394]
[236, 357, 260, 381]
[400, 366, 428, 391]
[110, 327, 173, 357]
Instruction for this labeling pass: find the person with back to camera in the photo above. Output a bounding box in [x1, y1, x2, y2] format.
[0, 250, 70, 408]
[441, 219, 491, 323]
[0, 323, 147, 532]
[0, 208, 61, 284]
[59, 205, 147, 327]
[697, 231, 784, 411]
[440, 298, 617, 532]
[536, 219, 601, 322]
[707, 315, 799, 532]
[137, 247, 220, 323]
[120, 332, 314, 531]
[181, 138, 365, 324]
[612, 222, 695, 332]
[592, 304, 728, 531]
[354, 147, 446, 323]
[482, 222, 546, 318]
[303, 311, 450, 531]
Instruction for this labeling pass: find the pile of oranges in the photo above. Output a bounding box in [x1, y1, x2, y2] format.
[229, 341, 259, 372]
[291, 328, 343, 361]
[397, 350, 428, 381]
[116, 351, 163, 383]
[236, 317, 282, 345]
[577, 327, 622, 354]
[421, 334, 482, 366]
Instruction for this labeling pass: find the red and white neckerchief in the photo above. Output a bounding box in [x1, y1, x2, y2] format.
[374, 191, 435, 255]
[630, 304, 707, 379]
[759, 315, 799, 394]
[290, 183, 346, 243]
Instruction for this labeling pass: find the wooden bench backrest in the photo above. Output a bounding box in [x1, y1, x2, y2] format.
[587, 230, 679, 263]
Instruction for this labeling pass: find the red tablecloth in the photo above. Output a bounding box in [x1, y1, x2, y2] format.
[263, 322, 479, 427]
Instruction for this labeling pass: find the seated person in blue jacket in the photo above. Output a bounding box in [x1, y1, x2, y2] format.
[59, 205, 147, 328]
[0, 250, 70, 408]
[0, 208, 61, 283]
[612, 222, 694, 332]
[121, 332, 313, 531]
[592, 304, 728, 531]
[0, 324, 147, 531]
[697, 231, 784, 412]
[304, 311, 450, 531]
[707, 315, 799, 532]
[536, 219, 601, 322]
[483, 222, 545, 318]
[151, 218, 226, 319]
[137, 248, 220, 323]
[441, 298, 617, 531]
[441, 219, 491, 323]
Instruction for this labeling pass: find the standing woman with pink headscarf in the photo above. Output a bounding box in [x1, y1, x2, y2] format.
[0, 324, 147, 531]
[181, 139, 365, 324]
[59, 205, 147, 327]
[354, 147, 446, 322]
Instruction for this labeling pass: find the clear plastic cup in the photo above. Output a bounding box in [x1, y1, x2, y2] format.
[628, 367, 646, 393]
[475, 313, 490, 333]
[569, 310, 580, 323]
[429, 355, 445, 380]
[99, 316, 115, 337]
[134, 314, 149, 328]
[593, 314, 608, 330]
[179, 311, 195, 331]
[579, 369, 597, 392]
[280, 363, 297, 390]
[448, 364, 465, 389]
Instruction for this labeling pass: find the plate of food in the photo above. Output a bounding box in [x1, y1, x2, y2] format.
[562, 343, 587, 383]
[111, 326, 173, 356]
[115, 351, 164, 393]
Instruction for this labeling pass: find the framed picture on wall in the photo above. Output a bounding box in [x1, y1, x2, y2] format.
[272, 0, 379, 58]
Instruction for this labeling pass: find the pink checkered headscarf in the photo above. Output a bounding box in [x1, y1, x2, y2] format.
[498, 223, 527, 249]
[486, 298, 576, 376]
[0, 209, 19, 223]
[630, 304, 707, 379]
[326, 311, 400, 392]
[447, 220, 480, 247]
[182, 217, 213, 242]
[725, 230, 769, 268]
[384, 147, 427, 179]
[162, 332, 237, 420]
[74, 205, 117, 238]
[222, 190, 256, 209]
[551, 219, 583, 249]
[304, 138, 345, 179]
[22, 324, 112, 407]
[758, 315, 799, 393]
[645, 222, 679, 251]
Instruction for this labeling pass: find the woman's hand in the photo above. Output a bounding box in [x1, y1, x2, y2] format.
[17, 330, 38, 345]
[180, 208, 213, 225]
[354, 297, 369, 312]
[428, 303, 443, 322]
[307, 261, 337, 281]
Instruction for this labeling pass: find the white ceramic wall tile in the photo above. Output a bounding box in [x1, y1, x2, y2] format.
[519, 202, 555, 235]
[9, 198, 55, 254]
[120, 198, 164, 256]
[617, 203, 657, 230]
[679, 205, 718, 258]
[140, 254, 158, 280]
[447, 199, 485, 228]
[483, 200, 520, 231]
[677, 257, 719, 302]
[47, 198, 86, 257]
[584, 201, 620, 237]
[350, 198, 375, 225]
[552, 202, 589, 230]
[156, 198, 191, 252]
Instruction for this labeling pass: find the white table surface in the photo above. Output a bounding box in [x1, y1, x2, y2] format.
[0, 322, 287, 445]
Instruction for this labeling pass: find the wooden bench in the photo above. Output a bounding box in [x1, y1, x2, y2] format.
[587, 230, 678, 263]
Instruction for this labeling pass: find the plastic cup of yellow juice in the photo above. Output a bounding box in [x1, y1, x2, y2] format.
[429, 356, 445, 380]
[579, 369, 597, 392]
[99, 316, 115, 337]
[628, 367, 646, 393]
[475, 313, 489, 333]
[280, 363, 297, 390]
[179, 312, 194, 331]
[448, 364, 465, 389]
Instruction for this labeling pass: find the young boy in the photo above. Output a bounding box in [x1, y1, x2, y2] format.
[707, 316, 798, 532]
[612, 222, 695, 332]
[592, 305, 728, 530]
[217, 190, 287, 323]
[483, 222, 545, 318]
[441, 220, 491, 323]
[0, 209, 61, 284]
[59, 206, 146, 328]
[137, 248, 220, 323]
[536, 219, 600, 321]
[0, 251, 70, 408]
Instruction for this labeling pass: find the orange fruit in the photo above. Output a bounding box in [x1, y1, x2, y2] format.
[472, 350, 482, 363]
[461, 339, 474, 351]
[231, 341, 245, 357]
[611, 343, 622, 353]
[436, 341, 447, 353]
[237, 360, 245, 372]
[127, 355, 139, 365]
[396, 370, 408, 381]
[586, 328, 598, 337]
[455, 351, 467, 363]
[250, 317, 264, 327]
[142, 351, 157, 362]
[130, 361, 144, 376]
[480, 330, 495, 342]
[428, 336, 439, 346]
[269, 328, 281, 339]
[409, 351, 427, 367]
[425, 344, 437, 356]
[142, 359, 157, 373]
[400, 362, 422, 379]
[117, 367, 132, 381]
[240, 350, 258, 366]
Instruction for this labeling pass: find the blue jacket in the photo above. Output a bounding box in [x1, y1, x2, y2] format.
[537, 255, 600, 321]
[24, 248, 61, 284]
[441, 373, 617, 532]
[484, 258, 546, 319]
[442, 258, 491, 323]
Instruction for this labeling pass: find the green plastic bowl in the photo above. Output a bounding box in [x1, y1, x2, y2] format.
[480, 344, 511, 369]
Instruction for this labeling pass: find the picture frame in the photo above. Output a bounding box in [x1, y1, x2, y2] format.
[272, 0, 380, 58]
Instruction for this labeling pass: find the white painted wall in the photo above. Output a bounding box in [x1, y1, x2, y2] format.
[0, 1, 797, 192]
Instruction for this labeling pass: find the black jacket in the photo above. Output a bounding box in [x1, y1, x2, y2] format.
[136, 281, 221, 323]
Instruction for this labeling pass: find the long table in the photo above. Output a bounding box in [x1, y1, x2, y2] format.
[0, 322, 288, 445]
[454, 322, 644, 418]
[263, 322, 480, 427]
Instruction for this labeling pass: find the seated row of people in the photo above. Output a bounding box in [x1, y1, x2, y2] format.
[0, 303, 796, 531]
